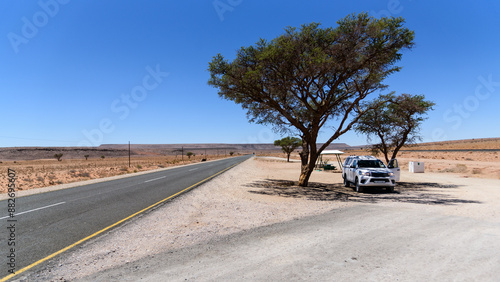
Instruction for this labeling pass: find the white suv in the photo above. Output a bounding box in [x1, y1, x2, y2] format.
[342, 156, 400, 193]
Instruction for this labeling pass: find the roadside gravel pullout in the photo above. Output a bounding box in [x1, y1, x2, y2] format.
[17, 157, 500, 281]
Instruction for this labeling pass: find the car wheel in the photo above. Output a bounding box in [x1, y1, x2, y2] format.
[355, 178, 362, 193]
[387, 186, 394, 193]
[344, 176, 350, 187]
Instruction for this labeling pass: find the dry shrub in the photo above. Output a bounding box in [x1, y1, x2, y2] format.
[455, 164, 468, 173]
[440, 164, 468, 173]
[77, 172, 91, 178]
[472, 168, 483, 175]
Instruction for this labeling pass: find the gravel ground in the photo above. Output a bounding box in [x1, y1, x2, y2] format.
[17, 156, 500, 281]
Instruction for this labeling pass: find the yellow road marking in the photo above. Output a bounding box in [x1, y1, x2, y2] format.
[1, 161, 242, 281]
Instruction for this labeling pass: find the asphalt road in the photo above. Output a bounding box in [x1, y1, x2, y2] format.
[0, 155, 251, 278]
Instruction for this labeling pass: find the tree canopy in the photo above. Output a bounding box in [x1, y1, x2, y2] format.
[274, 136, 303, 162]
[208, 13, 415, 186]
[355, 93, 435, 163]
[54, 153, 63, 161]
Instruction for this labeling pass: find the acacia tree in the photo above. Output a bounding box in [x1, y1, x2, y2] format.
[355, 93, 435, 164]
[208, 13, 414, 186]
[54, 153, 63, 161]
[274, 137, 302, 162]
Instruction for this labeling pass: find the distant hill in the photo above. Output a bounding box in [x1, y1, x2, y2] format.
[3, 138, 496, 161]
[0, 143, 351, 161]
[401, 137, 500, 151]
[345, 137, 500, 152]
[99, 143, 351, 152]
[0, 147, 131, 161]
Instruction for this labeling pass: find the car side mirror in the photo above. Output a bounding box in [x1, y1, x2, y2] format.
[388, 159, 399, 169]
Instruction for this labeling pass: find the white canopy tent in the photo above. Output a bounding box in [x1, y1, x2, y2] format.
[315, 150, 345, 170]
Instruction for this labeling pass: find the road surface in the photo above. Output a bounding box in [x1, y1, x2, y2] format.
[0, 155, 251, 279]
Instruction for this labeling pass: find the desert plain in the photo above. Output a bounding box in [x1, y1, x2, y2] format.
[11, 137, 500, 281]
[1, 138, 498, 195]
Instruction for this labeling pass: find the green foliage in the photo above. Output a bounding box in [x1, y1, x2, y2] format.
[229, 152, 234, 156]
[84, 154, 90, 160]
[208, 13, 415, 186]
[355, 93, 435, 163]
[186, 152, 194, 159]
[274, 137, 302, 162]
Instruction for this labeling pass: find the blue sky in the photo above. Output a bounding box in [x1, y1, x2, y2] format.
[1, 0, 499, 147]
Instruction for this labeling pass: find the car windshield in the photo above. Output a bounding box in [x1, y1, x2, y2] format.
[358, 160, 386, 168]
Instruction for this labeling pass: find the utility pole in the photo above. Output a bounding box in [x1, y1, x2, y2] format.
[181, 146, 184, 161]
[128, 141, 131, 168]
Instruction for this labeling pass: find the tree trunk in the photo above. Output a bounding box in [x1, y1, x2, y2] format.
[298, 161, 316, 187]
[298, 139, 309, 186]
[391, 131, 410, 161]
[383, 152, 390, 164]
[298, 139, 318, 187]
[287, 152, 290, 162]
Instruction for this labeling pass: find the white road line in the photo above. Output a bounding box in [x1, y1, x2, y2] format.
[189, 168, 199, 171]
[0, 202, 66, 220]
[144, 176, 166, 183]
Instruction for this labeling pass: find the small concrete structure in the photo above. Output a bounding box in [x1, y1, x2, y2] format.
[409, 161, 425, 173]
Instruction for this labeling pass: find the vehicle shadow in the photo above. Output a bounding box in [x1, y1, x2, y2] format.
[246, 179, 481, 205]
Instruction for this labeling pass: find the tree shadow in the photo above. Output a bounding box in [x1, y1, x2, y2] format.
[246, 179, 481, 205]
